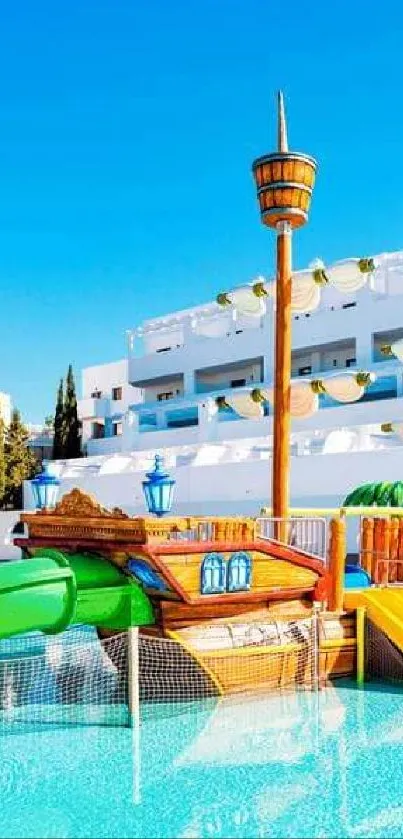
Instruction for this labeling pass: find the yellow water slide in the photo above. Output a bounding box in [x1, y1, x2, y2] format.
[344, 589, 403, 652]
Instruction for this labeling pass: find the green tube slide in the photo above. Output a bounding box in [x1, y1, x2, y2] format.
[0, 549, 154, 641]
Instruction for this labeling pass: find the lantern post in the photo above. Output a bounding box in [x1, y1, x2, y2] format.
[142, 455, 176, 518]
[251, 92, 317, 521]
[30, 462, 60, 511]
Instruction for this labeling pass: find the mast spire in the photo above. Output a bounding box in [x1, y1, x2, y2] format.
[277, 90, 288, 153]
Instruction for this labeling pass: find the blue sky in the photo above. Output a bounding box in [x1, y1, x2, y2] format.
[0, 0, 402, 423]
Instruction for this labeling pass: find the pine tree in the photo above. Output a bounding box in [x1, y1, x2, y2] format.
[4, 409, 37, 509]
[0, 416, 5, 508]
[64, 365, 81, 459]
[52, 378, 65, 460]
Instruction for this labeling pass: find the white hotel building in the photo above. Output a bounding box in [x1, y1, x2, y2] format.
[30, 250, 403, 519]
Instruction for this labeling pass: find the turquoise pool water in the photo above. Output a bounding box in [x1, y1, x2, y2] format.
[1, 679, 403, 838]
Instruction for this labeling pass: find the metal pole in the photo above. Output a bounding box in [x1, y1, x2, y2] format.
[311, 601, 321, 692]
[128, 627, 141, 804]
[356, 607, 366, 687]
[273, 220, 293, 532]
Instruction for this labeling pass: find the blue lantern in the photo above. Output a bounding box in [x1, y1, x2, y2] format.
[142, 455, 175, 517]
[31, 463, 60, 510]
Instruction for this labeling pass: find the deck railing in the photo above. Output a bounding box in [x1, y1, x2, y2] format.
[255, 517, 328, 562]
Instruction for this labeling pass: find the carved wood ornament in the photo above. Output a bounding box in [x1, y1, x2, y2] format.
[52, 488, 129, 520]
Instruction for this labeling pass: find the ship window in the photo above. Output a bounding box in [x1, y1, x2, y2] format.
[227, 552, 251, 592]
[201, 553, 226, 594]
[128, 557, 167, 591]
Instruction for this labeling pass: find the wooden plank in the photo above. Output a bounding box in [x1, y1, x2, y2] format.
[160, 598, 313, 630]
[156, 540, 326, 575]
[161, 551, 318, 598]
[161, 598, 312, 620]
[320, 613, 356, 641]
[320, 639, 357, 650]
[202, 648, 312, 693]
[320, 647, 355, 679]
[186, 587, 314, 607]
[252, 555, 317, 591]
[200, 642, 303, 659]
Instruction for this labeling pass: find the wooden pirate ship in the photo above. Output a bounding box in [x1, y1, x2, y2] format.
[15, 489, 356, 696]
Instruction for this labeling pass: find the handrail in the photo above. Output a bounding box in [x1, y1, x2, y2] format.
[260, 506, 403, 518]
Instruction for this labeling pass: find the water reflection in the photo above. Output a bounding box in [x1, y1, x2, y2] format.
[1, 677, 403, 837]
[137, 681, 403, 839]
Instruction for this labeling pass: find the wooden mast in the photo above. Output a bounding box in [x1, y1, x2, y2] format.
[251, 92, 317, 525]
[272, 91, 292, 523]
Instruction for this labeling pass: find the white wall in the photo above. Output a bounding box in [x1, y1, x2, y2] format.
[143, 377, 184, 403]
[79, 359, 142, 444]
[81, 359, 140, 405]
[196, 360, 263, 391]
[0, 511, 22, 561]
[27, 444, 403, 555]
[128, 253, 403, 394]
[144, 326, 185, 354]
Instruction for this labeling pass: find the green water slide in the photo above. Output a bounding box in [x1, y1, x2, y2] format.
[0, 549, 154, 641]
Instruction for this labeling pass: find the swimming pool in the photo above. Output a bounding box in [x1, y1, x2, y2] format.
[1, 678, 403, 838]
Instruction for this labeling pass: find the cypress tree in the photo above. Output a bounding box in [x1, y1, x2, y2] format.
[4, 409, 36, 509]
[0, 416, 5, 508]
[64, 365, 81, 459]
[52, 378, 65, 460]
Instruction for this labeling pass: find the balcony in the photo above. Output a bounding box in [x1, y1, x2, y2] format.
[108, 399, 125, 417]
[128, 327, 267, 387]
[86, 436, 123, 456]
[195, 357, 264, 395]
[78, 397, 111, 420]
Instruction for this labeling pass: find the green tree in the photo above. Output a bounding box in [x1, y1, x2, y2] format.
[64, 365, 81, 459]
[52, 378, 65, 459]
[0, 416, 5, 507]
[4, 409, 37, 509]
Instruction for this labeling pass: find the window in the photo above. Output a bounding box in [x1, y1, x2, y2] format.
[227, 552, 251, 592]
[201, 553, 226, 594]
[128, 557, 168, 591]
[91, 390, 102, 399]
[167, 407, 198, 428]
[157, 391, 174, 401]
[112, 387, 122, 401]
[112, 421, 123, 436]
[346, 357, 356, 368]
[92, 422, 105, 439]
[333, 359, 338, 367]
[342, 302, 356, 309]
[231, 378, 246, 388]
[298, 365, 312, 376]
